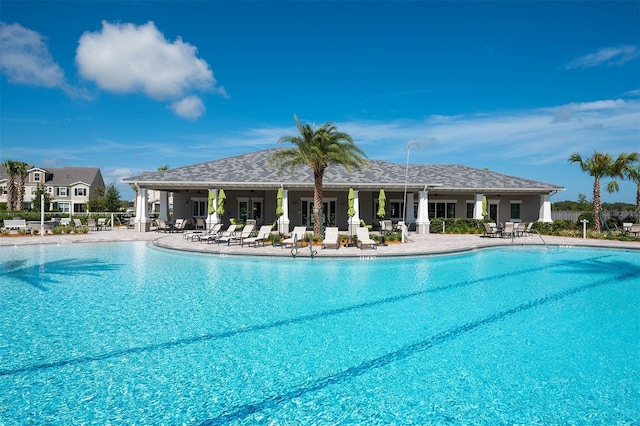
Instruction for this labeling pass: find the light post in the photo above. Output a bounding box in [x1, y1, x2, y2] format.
[402, 141, 421, 242]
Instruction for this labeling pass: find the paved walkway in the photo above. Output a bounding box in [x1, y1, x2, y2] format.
[1, 227, 638, 257]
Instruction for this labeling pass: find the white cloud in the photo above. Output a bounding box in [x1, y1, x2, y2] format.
[76, 21, 227, 113]
[564, 46, 639, 69]
[170, 96, 205, 120]
[1, 22, 64, 87]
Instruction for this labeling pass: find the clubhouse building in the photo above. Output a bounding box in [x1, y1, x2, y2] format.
[123, 148, 564, 233]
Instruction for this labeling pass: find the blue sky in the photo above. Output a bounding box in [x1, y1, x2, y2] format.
[1, 1, 639, 203]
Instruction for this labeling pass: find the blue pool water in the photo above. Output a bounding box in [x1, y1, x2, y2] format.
[1, 242, 638, 424]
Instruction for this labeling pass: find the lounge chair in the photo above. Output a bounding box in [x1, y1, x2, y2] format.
[73, 218, 82, 227]
[155, 218, 171, 233]
[281, 226, 308, 248]
[356, 226, 377, 249]
[483, 222, 500, 238]
[321, 227, 340, 249]
[87, 218, 98, 231]
[242, 225, 272, 247]
[186, 223, 221, 241]
[201, 224, 236, 244]
[218, 224, 254, 246]
[97, 217, 107, 231]
[195, 218, 206, 230]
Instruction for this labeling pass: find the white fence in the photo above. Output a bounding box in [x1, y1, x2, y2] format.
[551, 210, 637, 222]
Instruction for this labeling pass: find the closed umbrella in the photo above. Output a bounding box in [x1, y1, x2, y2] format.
[217, 189, 226, 216]
[482, 195, 488, 219]
[208, 190, 215, 215]
[347, 188, 355, 244]
[377, 188, 386, 218]
[276, 187, 284, 217]
[347, 188, 355, 218]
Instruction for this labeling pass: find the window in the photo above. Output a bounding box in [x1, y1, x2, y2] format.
[510, 202, 521, 220]
[389, 201, 404, 219]
[238, 197, 264, 223]
[1, 186, 6, 195]
[302, 199, 336, 227]
[74, 187, 87, 196]
[34, 172, 41, 182]
[57, 187, 68, 196]
[74, 204, 86, 213]
[466, 202, 475, 218]
[192, 200, 207, 217]
[428, 202, 456, 218]
[31, 187, 37, 195]
[57, 202, 70, 213]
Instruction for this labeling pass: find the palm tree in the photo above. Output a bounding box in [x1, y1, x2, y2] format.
[14, 161, 29, 211]
[2, 159, 18, 211]
[269, 115, 368, 236]
[569, 151, 638, 232]
[621, 152, 640, 223]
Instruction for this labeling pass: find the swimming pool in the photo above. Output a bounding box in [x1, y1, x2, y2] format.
[1, 242, 638, 424]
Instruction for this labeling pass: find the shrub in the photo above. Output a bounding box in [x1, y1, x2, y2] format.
[52, 226, 64, 234]
[76, 225, 89, 234]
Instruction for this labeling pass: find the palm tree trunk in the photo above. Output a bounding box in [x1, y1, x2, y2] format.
[6, 174, 15, 211]
[313, 170, 324, 237]
[17, 175, 26, 211]
[593, 177, 602, 232]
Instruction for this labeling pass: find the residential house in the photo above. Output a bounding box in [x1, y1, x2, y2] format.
[0, 165, 105, 213]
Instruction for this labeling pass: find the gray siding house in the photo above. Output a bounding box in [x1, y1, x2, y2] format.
[123, 148, 564, 233]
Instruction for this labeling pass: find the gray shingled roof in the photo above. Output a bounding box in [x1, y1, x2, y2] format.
[123, 148, 564, 193]
[0, 166, 102, 186]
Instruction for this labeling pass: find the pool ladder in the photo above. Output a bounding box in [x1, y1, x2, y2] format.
[290, 234, 317, 258]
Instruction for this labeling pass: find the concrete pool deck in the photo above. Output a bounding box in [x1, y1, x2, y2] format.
[1, 227, 638, 257]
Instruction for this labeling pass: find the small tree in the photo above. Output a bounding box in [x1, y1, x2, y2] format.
[621, 153, 640, 223]
[104, 182, 121, 212]
[32, 183, 52, 212]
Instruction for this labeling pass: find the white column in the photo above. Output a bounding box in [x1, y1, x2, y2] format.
[279, 189, 290, 234]
[474, 193, 484, 219]
[134, 187, 151, 232]
[406, 193, 415, 224]
[416, 190, 431, 234]
[539, 194, 552, 222]
[159, 191, 169, 221]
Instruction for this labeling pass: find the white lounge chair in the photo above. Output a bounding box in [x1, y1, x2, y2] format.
[186, 223, 221, 241]
[243, 225, 272, 247]
[321, 227, 340, 249]
[356, 227, 377, 250]
[282, 226, 308, 248]
[218, 224, 254, 246]
[201, 224, 236, 244]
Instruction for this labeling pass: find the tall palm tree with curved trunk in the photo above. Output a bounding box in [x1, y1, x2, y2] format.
[2, 159, 18, 211]
[270, 115, 368, 236]
[14, 161, 30, 211]
[569, 151, 638, 232]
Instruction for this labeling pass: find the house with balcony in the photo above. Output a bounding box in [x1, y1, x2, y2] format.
[123, 148, 565, 233]
[0, 165, 105, 213]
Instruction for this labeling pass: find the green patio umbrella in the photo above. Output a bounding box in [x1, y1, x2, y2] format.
[347, 187, 356, 242]
[482, 195, 488, 219]
[217, 189, 226, 216]
[377, 188, 386, 218]
[208, 190, 215, 215]
[276, 187, 284, 217]
[347, 187, 356, 218]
